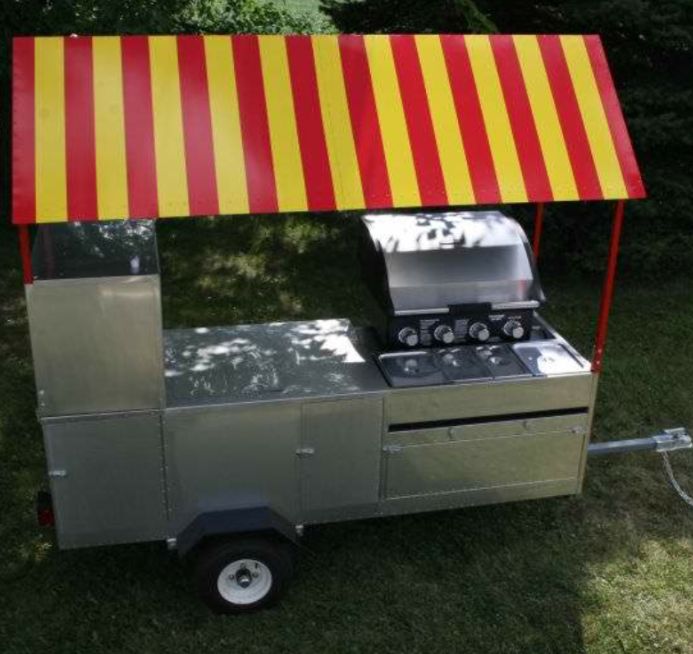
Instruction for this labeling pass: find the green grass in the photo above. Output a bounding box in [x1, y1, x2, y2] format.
[0, 216, 691, 654]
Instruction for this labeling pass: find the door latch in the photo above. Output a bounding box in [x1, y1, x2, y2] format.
[295, 447, 315, 457]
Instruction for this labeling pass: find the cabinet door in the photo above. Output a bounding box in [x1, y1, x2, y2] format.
[164, 403, 301, 532]
[300, 397, 383, 518]
[44, 412, 166, 549]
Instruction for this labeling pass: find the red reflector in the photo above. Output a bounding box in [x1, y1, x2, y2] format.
[37, 506, 55, 527]
[36, 491, 54, 527]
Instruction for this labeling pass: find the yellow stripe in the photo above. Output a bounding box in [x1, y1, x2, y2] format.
[560, 36, 627, 199]
[148, 36, 189, 217]
[415, 35, 474, 205]
[465, 35, 526, 203]
[513, 35, 578, 200]
[92, 37, 128, 219]
[34, 37, 67, 222]
[203, 36, 249, 214]
[312, 35, 364, 209]
[258, 36, 307, 212]
[363, 36, 420, 207]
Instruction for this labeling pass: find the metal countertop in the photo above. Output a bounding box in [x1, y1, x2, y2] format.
[164, 319, 388, 408]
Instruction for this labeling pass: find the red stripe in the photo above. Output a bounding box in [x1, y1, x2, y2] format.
[121, 36, 159, 218]
[12, 37, 36, 224]
[440, 35, 499, 204]
[338, 34, 392, 209]
[177, 36, 219, 216]
[285, 36, 336, 212]
[232, 35, 278, 214]
[490, 35, 553, 202]
[584, 36, 645, 198]
[390, 35, 447, 206]
[538, 35, 602, 200]
[65, 36, 98, 220]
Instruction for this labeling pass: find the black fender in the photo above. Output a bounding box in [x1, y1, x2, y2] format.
[176, 507, 298, 558]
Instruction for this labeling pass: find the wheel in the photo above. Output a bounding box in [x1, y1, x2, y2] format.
[191, 537, 294, 614]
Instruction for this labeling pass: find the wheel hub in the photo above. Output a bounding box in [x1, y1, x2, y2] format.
[235, 568, 252, 588]
[217, 558, 273, 605]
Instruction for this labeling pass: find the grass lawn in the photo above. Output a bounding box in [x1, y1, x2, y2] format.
[0, 215, 691, 654]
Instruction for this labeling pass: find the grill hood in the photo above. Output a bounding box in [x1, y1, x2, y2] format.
[361, 211, 544, 315]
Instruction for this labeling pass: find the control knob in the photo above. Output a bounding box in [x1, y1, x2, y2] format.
[468, 321, 490, 342]
[397, 326, 419, 347]
[433, 324, 455, 344]
[502, 319, 525, 340]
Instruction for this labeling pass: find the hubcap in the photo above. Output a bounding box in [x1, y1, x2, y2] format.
[217, 559, 272, 605]
[236, 568, 252, 588]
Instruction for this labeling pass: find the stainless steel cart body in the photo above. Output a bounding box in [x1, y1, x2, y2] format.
[28, 220, 594, 549]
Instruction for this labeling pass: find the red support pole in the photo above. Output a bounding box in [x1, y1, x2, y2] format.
[18, 226, 33, 285]
[592, 200, 625, 373]
[532, 202, 544, 259]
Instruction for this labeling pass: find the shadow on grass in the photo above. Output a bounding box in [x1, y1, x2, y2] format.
[0, 216, 691, 653]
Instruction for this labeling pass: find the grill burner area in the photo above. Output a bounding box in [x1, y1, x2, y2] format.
[376, 336, 588, 388]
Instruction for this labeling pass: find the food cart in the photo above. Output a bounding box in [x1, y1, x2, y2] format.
[11, 33, 690, 613]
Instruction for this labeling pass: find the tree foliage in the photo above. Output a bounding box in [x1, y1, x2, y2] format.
[320, 0, 496, 33]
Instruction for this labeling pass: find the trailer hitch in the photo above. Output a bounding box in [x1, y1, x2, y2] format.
[587, 427, 691, 457]
[588, 428, 693, 508]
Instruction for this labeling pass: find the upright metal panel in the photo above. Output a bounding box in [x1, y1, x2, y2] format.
[42, 411, 167, 549]
[300, 397, 384, 520]
[26, 275, 164, 416]
[164, 402, 301, 533]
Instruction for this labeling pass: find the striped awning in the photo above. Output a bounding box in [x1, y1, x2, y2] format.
[12, 34, 645, 225]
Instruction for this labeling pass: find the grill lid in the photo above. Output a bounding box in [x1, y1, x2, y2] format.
[361, 211, 544, 314]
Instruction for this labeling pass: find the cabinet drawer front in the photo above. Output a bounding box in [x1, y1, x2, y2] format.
[385, 430, 584, 499]
[387, 412, 588, 447]
[386, 375, 593, 425]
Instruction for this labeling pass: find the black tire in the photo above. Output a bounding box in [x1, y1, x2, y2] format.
[191, 537, 294, 614]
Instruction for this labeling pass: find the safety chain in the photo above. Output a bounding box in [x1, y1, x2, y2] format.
[660, 451, 693, 508]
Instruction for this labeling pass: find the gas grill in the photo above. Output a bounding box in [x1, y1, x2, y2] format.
[360, 211, 545, 350]
[361, 211, 588, 388]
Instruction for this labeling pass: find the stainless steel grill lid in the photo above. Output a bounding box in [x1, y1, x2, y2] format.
[361, 211, 544, 314]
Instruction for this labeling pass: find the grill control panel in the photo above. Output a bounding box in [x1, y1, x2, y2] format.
[388, 308, 534, 349]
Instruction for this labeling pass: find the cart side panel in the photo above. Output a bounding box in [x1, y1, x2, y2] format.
[43, 412, 167, 549]
[164, 403, 301, 534]
[299, 396, 384, 521]
[27, 275, 164, 416]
